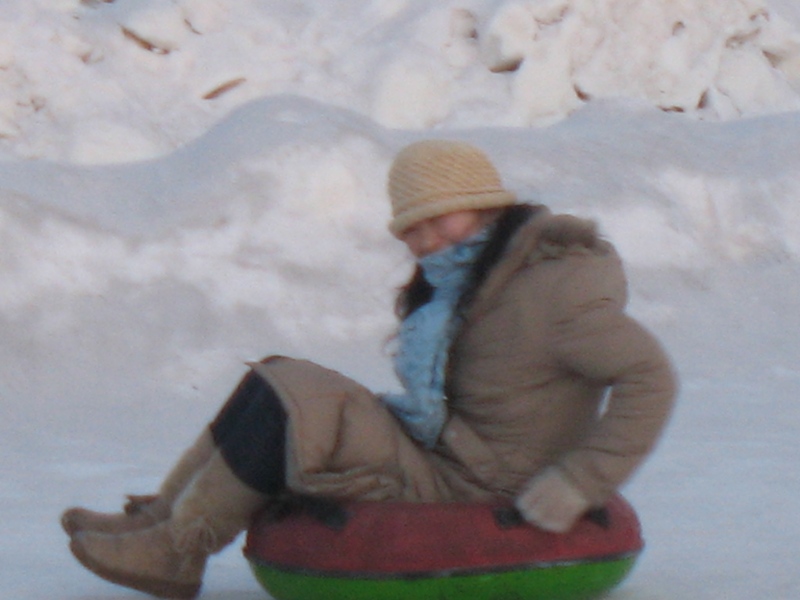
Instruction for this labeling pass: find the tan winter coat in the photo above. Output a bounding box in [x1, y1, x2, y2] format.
[252, 208, 677, 507]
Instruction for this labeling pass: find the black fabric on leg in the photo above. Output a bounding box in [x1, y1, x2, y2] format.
[209, 370, 287, 495]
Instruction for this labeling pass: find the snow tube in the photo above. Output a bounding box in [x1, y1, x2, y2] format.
[244, 494, 643, 600]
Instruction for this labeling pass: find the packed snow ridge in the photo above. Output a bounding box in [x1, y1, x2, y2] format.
[1, 0, 800, 163]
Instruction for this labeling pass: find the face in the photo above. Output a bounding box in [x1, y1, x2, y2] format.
[400, 210, 492, 258]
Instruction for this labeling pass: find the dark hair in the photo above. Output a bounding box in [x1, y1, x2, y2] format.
[395, 204, 541, 319]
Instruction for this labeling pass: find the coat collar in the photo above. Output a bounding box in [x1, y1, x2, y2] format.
[461, 205, 606, 323]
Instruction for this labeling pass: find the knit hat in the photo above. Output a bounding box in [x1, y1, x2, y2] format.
[387, 139, 517, 236]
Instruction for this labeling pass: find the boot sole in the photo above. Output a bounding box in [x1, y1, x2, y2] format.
[69, 535, 201, 599]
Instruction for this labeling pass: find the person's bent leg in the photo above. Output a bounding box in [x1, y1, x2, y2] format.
[69, 451, 271, 600]
[61, 364, 286, 536]
[67, 371, 288, 598]
[61, 428, 216, 536]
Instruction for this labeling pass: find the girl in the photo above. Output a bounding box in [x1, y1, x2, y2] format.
[63, 139, 677, 599]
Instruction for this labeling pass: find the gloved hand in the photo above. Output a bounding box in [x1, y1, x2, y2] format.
[515, 467, 591, 533]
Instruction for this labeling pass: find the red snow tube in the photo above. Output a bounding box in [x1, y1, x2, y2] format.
[244, 494, 644, 600]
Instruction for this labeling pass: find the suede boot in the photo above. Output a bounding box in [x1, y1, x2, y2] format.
[69, 451, 267, 599]
[61, 428, 215, 536]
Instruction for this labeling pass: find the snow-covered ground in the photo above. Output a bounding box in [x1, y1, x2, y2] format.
[2, 1, 800, 598]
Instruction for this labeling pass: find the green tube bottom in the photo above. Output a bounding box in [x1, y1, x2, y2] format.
[248, 555, 639, 600]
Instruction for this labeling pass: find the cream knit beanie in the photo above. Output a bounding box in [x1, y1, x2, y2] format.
[387, 139, 517, 236]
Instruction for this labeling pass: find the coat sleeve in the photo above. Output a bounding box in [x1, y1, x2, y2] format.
[547, 247, 678, 505]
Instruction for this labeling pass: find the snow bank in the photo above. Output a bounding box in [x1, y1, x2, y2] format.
[1, 0, 800, 163]
[2, 96, 799, 401]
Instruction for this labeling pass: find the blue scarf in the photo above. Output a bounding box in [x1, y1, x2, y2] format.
[382, 230, 489, 447]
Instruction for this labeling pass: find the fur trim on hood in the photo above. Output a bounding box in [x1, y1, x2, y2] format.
[535, 214, 606, 259]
